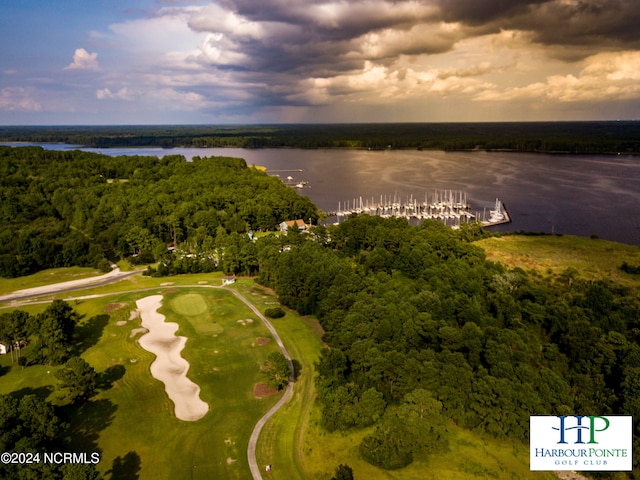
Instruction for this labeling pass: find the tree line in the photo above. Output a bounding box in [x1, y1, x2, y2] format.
[2, 121, 640, 153]
[0, 146, 318, 278]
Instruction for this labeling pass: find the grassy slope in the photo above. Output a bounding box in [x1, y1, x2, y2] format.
[234, 282, 556, 480]
[0, 266, 103, 296]
[476, 234, 640, 287]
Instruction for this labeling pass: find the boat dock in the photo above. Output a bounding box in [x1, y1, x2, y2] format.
[327, 190, 510, 228]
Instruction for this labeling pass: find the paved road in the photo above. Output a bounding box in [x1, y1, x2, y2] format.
[0, 266, 141, 303]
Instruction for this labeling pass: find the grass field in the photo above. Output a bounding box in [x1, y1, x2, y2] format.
[0, 279, 285, 479]
[476, 234, 640, 287]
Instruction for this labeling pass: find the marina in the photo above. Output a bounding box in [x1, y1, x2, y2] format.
[328, 190, 510, 228]
[6, 144, 638, 244]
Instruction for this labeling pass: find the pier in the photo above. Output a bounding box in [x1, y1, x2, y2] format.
[328, 190, 510, 228]
[268, 169, 309, 189]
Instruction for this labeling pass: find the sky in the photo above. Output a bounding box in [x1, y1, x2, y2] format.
[1, 0, 640, 124]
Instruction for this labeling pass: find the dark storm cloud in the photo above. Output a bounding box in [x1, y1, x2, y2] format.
[523, 0, 640, 48]
[178, 0, 640, 113]
[436, 0, 640, 55]
[192, 0, 640, 76]
[222, 0, 438, 38]
[436, 0, 550, 25]
[188, 0, 448, 76]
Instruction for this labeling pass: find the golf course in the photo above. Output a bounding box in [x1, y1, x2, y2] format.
[0, 272, 324, 479]
[0, 268, 556, 480]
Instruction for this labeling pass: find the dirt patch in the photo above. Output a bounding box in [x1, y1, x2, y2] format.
[253, 382, 280, 398]
[104, 303, 126, 312]
[116, 321, 127, 326]
[256, 337, 271, 346]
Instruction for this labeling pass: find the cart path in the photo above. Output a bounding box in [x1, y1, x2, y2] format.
[228, 289, 295, 480]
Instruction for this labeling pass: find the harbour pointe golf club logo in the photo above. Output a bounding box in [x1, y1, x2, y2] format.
[530, 416, 633, 471]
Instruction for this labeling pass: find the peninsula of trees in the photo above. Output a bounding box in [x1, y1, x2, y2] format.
[0, 146, 318, 278]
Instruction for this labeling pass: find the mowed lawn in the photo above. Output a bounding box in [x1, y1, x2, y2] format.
[1, 285, 283, 479]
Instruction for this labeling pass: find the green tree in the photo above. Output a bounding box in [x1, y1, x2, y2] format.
[359, 409, 414, 470]
[29, 300, 78, 365]
[331, 464, 354, 480]
[261, 351, 291, 391]
[55, 356, 98, 403]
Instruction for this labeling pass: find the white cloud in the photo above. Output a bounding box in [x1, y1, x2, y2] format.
[475, 51, 640, 103]
[188, 4, 264, 39]
[65, 48, 100, 71]
[196, 32, 250, 66]
[147, 88, 206, 109]
[0, 87, 42, 112]
[96, 87, 135, 101]
[108, 8, 205, 56]
[358, 23, 462, 60]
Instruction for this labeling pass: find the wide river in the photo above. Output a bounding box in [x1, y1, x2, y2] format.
[10, 144, 640, 246]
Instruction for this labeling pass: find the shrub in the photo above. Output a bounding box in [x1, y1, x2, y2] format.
[265, 307, 285, 318]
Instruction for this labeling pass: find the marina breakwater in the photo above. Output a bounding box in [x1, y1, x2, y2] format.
[327, 190, 510, 228]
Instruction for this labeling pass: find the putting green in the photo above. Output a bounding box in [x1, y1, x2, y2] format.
[170, 292, 208, 316]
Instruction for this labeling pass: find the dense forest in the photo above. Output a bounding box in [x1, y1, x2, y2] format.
[0, 146, 318, 278]
[255, 216, 640, 475]
[2, 122, 640, 153]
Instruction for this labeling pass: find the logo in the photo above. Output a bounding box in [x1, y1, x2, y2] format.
[530, 415, 632, 471]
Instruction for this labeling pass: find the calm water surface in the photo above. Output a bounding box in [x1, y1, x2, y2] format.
[9, 144, 640, 245]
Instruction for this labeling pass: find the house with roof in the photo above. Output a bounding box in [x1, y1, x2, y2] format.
[279, 219, 310, 232]
[222, 276, 236, 286]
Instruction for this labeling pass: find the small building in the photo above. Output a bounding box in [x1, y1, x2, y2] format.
[279, 219, 310, 232]
[222, 276, 236, 286]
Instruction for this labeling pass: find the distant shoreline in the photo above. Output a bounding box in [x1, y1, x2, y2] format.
[2, 142, 639, 157]
[2, 121, 640, 155]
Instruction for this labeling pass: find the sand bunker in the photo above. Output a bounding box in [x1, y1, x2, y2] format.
[136, 295, 209, 421]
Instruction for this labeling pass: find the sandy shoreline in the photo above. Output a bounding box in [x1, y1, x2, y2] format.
[136, 295, 209, 421]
